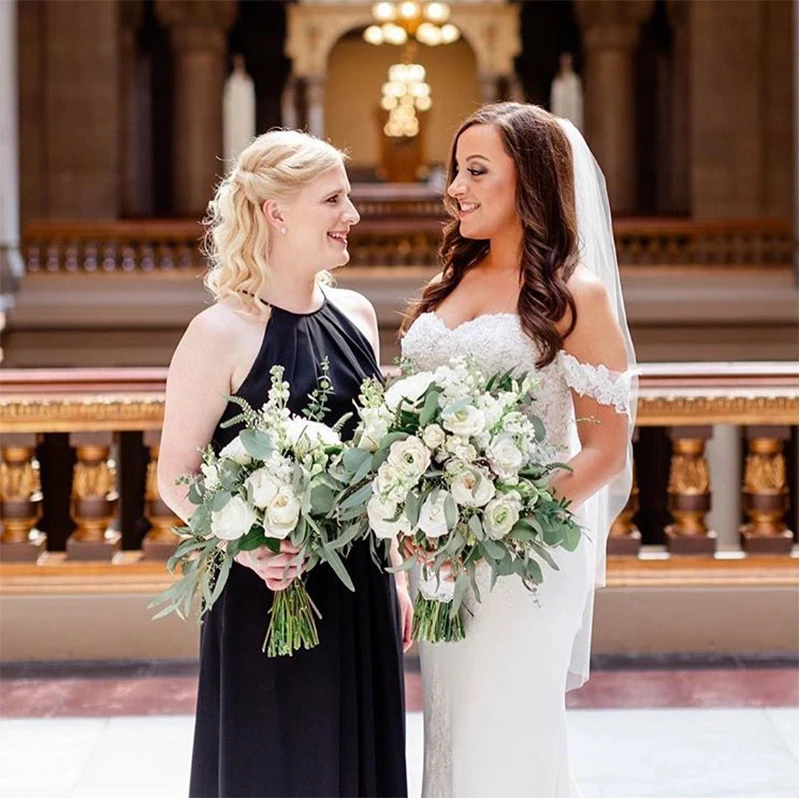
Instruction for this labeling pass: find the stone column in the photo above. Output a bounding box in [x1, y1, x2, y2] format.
[156, 0, 236, 217]
[479, 73, 501, 104]
[576, 0, 653, 214]
[281, 74, 298, 130]
[0, 0, 23, 321]
[666, 0, 690, 215]
[305, 74, 326, 139]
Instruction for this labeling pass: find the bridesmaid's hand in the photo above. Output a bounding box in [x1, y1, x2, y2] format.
[234, 541, 304, 592]
[396, 583, 414, 652]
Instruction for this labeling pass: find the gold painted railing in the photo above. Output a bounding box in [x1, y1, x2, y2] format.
[0, 363, 797, 589]
[22, 216, 795, 271]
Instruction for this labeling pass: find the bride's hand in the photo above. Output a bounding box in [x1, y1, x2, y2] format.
[395, 582, 414, 652]
[234, 541, 304, 592]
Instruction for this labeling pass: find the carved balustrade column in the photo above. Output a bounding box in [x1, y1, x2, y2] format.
[66, 432, 120, 560]
[141, 430, 182, 560]
[665, 426, 716, 554]
[155, 0, 237, 217]
[740, 426, 793, 554]
[0, 434, 45, 562]
[575, 0, 654, 214]
[607, 437, 641, 556]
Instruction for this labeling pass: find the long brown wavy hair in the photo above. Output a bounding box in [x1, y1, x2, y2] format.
[402, 102, 580, 368]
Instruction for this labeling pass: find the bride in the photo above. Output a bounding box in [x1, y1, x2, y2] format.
[400, 103, 638, 797]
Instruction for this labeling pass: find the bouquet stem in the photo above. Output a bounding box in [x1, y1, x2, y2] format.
[263, 580, 320, 657]
[412, 595, 465, 644]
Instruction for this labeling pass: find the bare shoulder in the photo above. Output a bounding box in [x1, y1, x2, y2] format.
[562, 264, 627, 369]
[326, 286, 377, 325]
[326, 286, 380, 357]
[567, 264, 609, 307]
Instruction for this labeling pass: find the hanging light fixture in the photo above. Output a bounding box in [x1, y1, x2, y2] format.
[381, 61, 431, 138]
[363, 1, 460, 47]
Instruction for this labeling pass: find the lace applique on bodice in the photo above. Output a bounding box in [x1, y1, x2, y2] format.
[401, 312, 632, 457]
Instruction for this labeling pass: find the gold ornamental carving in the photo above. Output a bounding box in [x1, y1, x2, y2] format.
[0, 444, 45, 555]
[743, 440, 787, 495]
[0, 453, 42, 501]
[667, 441, 710, 496]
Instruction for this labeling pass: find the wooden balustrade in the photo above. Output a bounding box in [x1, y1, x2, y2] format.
[21, 216, 795, 272]
[0, 363, 796, 577]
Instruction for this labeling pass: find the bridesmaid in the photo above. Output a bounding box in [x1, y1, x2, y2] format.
[157, 130, 412, 798]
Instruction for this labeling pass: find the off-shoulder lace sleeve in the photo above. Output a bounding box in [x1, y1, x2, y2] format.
[558, 351, 635, 416]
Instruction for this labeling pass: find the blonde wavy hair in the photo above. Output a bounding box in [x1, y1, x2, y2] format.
[203, 129, 346, 318]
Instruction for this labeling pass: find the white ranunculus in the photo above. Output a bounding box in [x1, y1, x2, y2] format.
[264, 486, 301, 539]
[483, 493, 522, 540]
[200, 463, 220, 491]
[449, 467, 495, 508]
[417, 490, 452, 540]
[487, 433, 525, 480]
[356, 407, 391, 452]
[444, 435, 477, 463]
[384, 372, 436, 411]
[421, 424, 446, 451]
[442, 405, 486, 438]
[244, 468, 282, 509]
[367, 495, 411, 540]
[219, 437, 252, 466]
[375, 461, 413, 504]
[210, 495, 257, 541]
[285, 418, 340, 450]
[387, 436, 430, 481]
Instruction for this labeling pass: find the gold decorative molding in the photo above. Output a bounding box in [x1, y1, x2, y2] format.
[636, 393, 799, 426]
[0, 396, 165, 433]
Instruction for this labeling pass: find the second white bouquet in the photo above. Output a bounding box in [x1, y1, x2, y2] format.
[337, 356, 584, 644]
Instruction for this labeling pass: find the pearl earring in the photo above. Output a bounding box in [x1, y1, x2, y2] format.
[280, 227, 287, 235]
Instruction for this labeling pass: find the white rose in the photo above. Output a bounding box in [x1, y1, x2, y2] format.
[487, 433, 525, 480]
[442, 405, 486, 438]
[450, 468, 495, 508]
[219, 437, 251, 466]
[210, 495, 257, 541]
[421, 424, 446, 451]
[483, 493, 522, 540]
[387, 436, 431, 481]
[417, 490, 453, 540]
[367, 495, 412, 540]
[264, 486, 301, 539]
[375, 461, 413, 504]
[200, 463, 220, 491]
[356, 407, 391, 452]
[286, 418, 340, 450]
[244, 468, 282, 509]
[384, 372, 436, 411]
[444, 435, 477, 463]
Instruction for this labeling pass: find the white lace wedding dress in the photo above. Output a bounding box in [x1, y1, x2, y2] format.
[402, 310, 633, 798]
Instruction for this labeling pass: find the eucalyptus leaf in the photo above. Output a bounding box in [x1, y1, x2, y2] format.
[208, 490, 232, 512]
[443, 494, 458, 531]
[378, 431, 410, 451]
[240, 429, 275, 460]
[419, 388, 442, 427]
[310, 484, 335, 515]
[482, 538, 505, 561]
[450, 573, 468, 618]
[339, 481, 374, 512]
[405, 490, 422, 528]
[468, 514, 484, 541]
[322, 545, 355, 592]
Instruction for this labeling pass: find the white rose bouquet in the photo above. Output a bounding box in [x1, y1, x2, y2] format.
[150, 359, 360, 657]
[337, 356, 584, 644]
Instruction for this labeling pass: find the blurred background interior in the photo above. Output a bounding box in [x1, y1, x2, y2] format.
[0, 1, 797, 797]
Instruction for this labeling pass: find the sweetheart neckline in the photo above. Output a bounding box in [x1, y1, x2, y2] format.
[419, 311, 521, 333]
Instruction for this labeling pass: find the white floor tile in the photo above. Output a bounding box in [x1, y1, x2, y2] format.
[0, 708, 796, 799]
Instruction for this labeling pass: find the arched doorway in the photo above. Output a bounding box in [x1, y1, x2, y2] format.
[325, 29, 480, 182]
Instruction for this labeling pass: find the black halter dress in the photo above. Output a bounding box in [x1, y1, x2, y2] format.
[188, 296, 407, 798]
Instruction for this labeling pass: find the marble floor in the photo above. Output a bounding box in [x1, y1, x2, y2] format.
[0, 662, 797, 799]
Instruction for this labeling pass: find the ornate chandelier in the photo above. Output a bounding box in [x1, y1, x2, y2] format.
[381, 63, 431, 138]
[364, 1, 460, 47]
